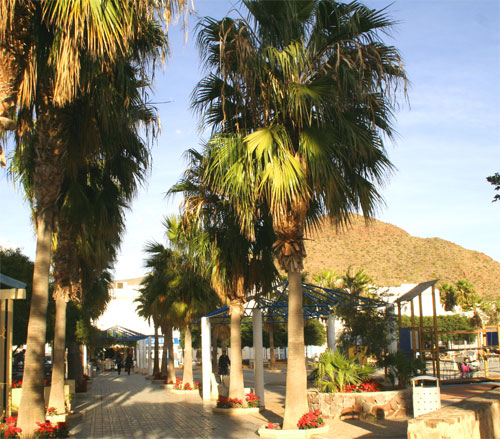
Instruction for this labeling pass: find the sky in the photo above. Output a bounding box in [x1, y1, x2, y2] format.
[1, 0, 499, 282]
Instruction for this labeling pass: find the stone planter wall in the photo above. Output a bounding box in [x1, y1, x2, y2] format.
[307, 388, 411, 420]
[407, 388, 500, 439]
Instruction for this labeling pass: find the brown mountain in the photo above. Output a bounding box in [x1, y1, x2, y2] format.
[302, 215, 500, 298]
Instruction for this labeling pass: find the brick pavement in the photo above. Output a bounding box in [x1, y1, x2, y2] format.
[69, 372, 267, 438]
[69, 370, 412, 439]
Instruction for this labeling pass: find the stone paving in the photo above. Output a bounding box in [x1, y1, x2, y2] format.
[70, 371, 267, 438]
[69, 369, 492, 439]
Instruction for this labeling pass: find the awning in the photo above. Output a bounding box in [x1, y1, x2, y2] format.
[104, 326, 148, 341]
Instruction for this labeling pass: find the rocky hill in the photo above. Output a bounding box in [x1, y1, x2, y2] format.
[302, 215, 500, 298]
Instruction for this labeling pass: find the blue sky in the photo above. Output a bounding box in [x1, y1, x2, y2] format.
[1, 0, 499, 282]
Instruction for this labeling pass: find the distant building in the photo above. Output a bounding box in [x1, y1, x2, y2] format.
[94, 277, 153, 335]
[380, 282, 454, 317]
[95, 277, 182, 371]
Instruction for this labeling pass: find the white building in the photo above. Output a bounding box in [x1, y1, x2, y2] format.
[379, 281, 452, 317]
[94, 277, 181, 371]
[94, 277, 153, 334]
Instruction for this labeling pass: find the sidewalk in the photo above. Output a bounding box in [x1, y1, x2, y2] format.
[68, 369, 493, 439]
[70, 371, 266, 438]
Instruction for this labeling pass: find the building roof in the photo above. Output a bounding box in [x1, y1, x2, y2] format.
[104, 325, 148, 341]
[393, 279, 439, 304]
[0, 273, 27, 289]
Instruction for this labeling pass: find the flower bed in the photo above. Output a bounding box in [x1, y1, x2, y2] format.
[168, 378, 200, 394]
[213, 394, 261, 415]
[307, 387, 411, 420]
[0, 416, 69, 438]
[257, 410, 329, 438]
[298, 410, 324, 429]
[172, 377, 199, 391]
[152, 373, 168, 383]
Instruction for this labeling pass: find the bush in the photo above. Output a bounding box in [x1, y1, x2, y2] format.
[309, 350, 375, 393]
[379, 351, 425, 387]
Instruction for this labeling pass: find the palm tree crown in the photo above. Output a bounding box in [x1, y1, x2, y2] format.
[192, 0, 407, 429]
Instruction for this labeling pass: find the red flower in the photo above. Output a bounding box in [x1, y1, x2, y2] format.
[297, 410, 324, 429]
[266, 422, 280, 430]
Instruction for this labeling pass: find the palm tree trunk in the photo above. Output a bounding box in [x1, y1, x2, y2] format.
[160, 327, 168, 376]
[48, 290, 68, 414]
[228, 300, 245, 403]
[68, 342, 83, 384]
[269, 324, 277, 370]
[283, 270, 308, 429]
[182, 325, 194, 387]
[153, 323, 160, 376]
[17, 210, 53, 436]
[166, 325, 176, 384]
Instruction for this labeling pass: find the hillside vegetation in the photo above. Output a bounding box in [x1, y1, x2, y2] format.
[303, 215, 500, 298]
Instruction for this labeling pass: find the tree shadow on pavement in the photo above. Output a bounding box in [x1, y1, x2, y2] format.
[335, 418, 408, 439]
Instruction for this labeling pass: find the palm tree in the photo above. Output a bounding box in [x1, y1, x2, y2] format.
[193, 0, 406, 428]
[46, 52, 155, 413]
[138, 242, 176, 379]
[6, 6, 169, 433]
[135, 279, 161, 376]
[164, 216, 220, 388]
[169, 147, 277, 403]
[12, 43, 158, 423]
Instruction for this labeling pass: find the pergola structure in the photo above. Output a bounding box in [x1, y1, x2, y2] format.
[0, 273, 27, 417]
[394, 280, 440, 376]
[394, 279, 500, 382]
[104, 325, 148, 342]
[205, 281, 385, 324]
[199, 282, 387, 405]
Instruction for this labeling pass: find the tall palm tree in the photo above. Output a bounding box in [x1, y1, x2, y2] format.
[138, 241, 176, 378]
[193, 0, 406, 428]
[164, 216, 220, 388]
[169, 147, 277, 403]
[7, 7, 169, 434]
[135, 279, 161, 376]
[46, 52, 155, 413]
[12, 38, 159, 427]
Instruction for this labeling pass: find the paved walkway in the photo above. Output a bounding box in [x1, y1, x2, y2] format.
[68, 370, 495, 439]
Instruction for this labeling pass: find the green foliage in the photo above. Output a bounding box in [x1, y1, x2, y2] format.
[487, 173, 500, 202]
[335, 268, 393, 361]
[312, 270, 340, 289]
[399, 314, 475, 343]
[309, 350, 374, 393]
[379, 352, 425, 388]
[240, 319, 325, 348]
[304, 319, 326, 347]
[480, 298, 500, 324]
[439, 279, 480, 312]
[0, 248, 33, 346]
[339, 267, 377, 298]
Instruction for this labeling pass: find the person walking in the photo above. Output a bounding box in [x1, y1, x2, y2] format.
[218, 350, 230, 376]
[115, 353, 123, 375]
[125, 352, 133, 375]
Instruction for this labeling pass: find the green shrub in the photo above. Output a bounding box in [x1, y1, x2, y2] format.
[309, 350, 374, 393]
[379, 352, 425, 387]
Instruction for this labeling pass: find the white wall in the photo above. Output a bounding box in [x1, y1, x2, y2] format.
[381, 283, 453, 317]
[94, 277, 180, 366]
[95, 277, 154, 335]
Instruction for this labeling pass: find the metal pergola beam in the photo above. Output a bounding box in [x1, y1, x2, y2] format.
[201, 281, 386, 325]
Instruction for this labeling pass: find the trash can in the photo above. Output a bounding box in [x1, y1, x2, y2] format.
[411, 375, 440, 417]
